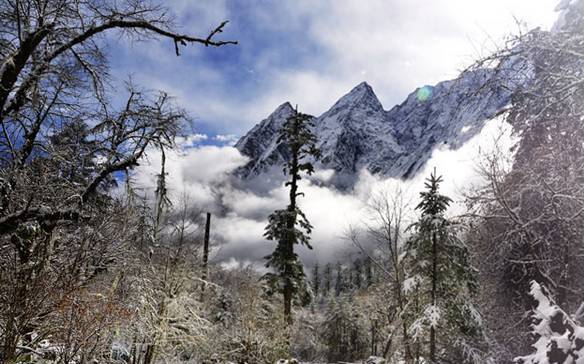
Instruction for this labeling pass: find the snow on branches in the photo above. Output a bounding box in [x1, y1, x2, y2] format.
[515, 281, 584, 364]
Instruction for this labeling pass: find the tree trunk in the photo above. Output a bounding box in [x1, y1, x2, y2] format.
[143, 344, 155, 364]
[371, 320, 377, 356]
[283, 202, 295, 325]
[282, 107, 300, 325]
[284, 278, 293, 324]
[153, 148, 167, 239]
[430, 230, 438, 363]
[2, 324, 18, 364]
[200, 212, 211, 297]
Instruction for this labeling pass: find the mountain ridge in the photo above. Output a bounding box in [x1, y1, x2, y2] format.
[235, 67, 521, 188]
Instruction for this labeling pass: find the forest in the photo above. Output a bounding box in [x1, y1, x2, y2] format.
[1, 0, 584, 363]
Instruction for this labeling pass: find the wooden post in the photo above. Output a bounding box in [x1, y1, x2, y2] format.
[201, 212, 211, 296]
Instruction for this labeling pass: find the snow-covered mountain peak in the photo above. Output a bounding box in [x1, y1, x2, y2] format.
[326, 81, 384, 115]
[233, 102, 298, 178]
[270, 102, 295, 119]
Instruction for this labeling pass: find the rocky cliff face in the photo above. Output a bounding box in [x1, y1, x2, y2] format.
[235, 65, 525, 188]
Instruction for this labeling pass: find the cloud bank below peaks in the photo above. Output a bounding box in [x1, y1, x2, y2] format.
[131, 113, 517, 267]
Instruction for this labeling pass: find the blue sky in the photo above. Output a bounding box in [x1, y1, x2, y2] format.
[106, 0, 558, 144]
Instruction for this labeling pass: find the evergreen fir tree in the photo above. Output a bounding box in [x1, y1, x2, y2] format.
[263, 106, 320, 324]
[405, 170, 483, 363]
[347, 268, 354, 291]
[335, 262, 343, 297]
[353, 258, 362, 289]
[312, 262, 321, 299]
[322, 297, 368, 362]
[323, 263, 332, 296]
[364, 257, 374, 288]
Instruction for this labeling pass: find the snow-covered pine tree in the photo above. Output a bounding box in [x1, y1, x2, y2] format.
[515, 281, 584, 364]
[263, 106, 320, 325]
[364, 257, 374, 288]
[322, 297, 368, 362]
[323, 263, 332, 296]
[335, 262, 344, 296]
[313, 262, 321, 299]
[353, 258, 363, 289]
[405, 170, 483, 363]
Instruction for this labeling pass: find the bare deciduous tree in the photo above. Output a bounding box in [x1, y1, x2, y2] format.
[466, 5, 584, 361]
[0, 1, 236, 361]
[348, 187, 414, 363]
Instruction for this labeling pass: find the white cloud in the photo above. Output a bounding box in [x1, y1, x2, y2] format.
[181, 146, 246, 184]
[131, 113, 517, 266]
[176, 133, 208, 147]
[232, 0, 558, 123]
[213, 134, 239, 145]
[132, 145, 248, 210]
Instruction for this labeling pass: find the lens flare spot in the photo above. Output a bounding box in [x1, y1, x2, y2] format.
[416, 86, 433, 102]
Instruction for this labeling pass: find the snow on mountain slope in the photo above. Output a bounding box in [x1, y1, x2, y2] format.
[234, 102, 296, 177]
[386, 68, 513, 179]
[235, 64, 526, 188]
[314, 82, 401, 184]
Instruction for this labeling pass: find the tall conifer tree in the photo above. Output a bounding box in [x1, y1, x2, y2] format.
[405, 170, 483, 363]
[263, 106, 320, 324]
[323, 263, 333, 296]
[313, 262, 321, 298]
